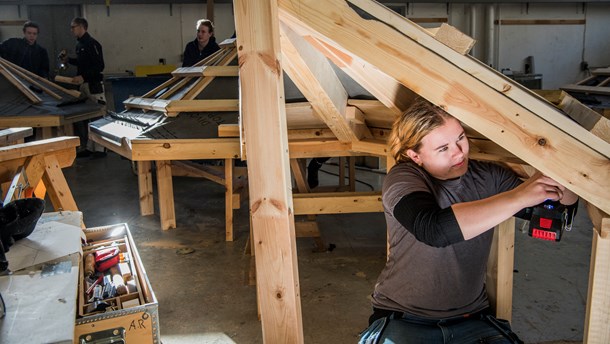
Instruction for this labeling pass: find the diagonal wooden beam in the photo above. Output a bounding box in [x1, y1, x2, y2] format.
[235, 0, 303, 342]
[345, 0, 608, 158]
[278, 0, 610, 215]
[0, 63, 42, 103]
[279, 22, 356, 142]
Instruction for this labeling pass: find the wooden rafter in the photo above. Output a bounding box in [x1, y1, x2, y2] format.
[278, 0, 610, 215]
[279, 22, 356, 142]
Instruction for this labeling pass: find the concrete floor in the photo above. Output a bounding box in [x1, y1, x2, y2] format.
[64, 152, 592, 344]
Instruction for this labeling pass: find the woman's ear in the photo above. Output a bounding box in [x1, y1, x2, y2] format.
[406, 149, 422, 166]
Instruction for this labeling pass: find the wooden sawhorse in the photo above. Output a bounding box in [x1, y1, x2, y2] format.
[0, 137, 80, 212]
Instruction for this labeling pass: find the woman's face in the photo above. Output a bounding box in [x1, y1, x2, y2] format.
[407, 116, 469, 180]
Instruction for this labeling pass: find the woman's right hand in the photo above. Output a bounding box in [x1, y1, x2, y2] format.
[512, 172, 566, 208]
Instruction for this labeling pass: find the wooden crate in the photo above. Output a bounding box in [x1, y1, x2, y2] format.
[75, 224, 160, 344]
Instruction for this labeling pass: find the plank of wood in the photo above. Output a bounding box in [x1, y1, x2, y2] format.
[171, 66, 239, 77]
[137, 161, 154, 216]
[123, 97, 171, 112]
[293, 191, 382, 214]
[279, 0, 610, 215]
[584, 217, 610, 343]
[0, 63, 42, 103]
[285, 102, 326, 128]
[0, 115, 62, 128]
[183, 48, 238, 100]
[0, 127, 33, 147]
[341, 0, 609, 159]
[288, 139, 355, 158]
[171, 161, 225, 185]
[1, 56, 81, 98]
[350, 138, 388, 157]
[130, 138, 240, 161]
[299, 32, 415, 116]
[155, 160, 176, 230]
[54, 75, 81, 85]
[486, 217, 516, 322]
[280, 22, 356, 142]
[164, 99, 239, 114]
[225, 158, 234, 241]
[290, 159, 310, 193]
[561, 84, 610, 96]
[0, 137, 79, 162]
[431, 23, 476, 55]
[0, 59, 62, 99]
[235, 0, 304, 342]
[42, 154, 78, 211]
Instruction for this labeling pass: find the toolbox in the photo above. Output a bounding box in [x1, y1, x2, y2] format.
[75, 223, 160, 344]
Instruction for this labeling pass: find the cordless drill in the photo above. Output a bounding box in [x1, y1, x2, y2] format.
[528, 200, 576, 242]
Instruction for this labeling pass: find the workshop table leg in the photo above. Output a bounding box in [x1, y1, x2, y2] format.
[156, 160, 176, 230]
[486, 217, 515, 322]
[584, 218, 610, 343]
[138, 161, 154, 216]
[42, 154, 78, 211]
[225, 158, 234, 241]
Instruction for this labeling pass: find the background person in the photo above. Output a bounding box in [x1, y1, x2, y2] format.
[0, 21, 49, 78]
[60, 17, 106, 158]
[359, 97, 578, 344]
[182, 19, 220, 67]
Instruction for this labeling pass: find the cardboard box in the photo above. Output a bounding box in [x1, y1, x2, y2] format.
[75, 224, 160, 344]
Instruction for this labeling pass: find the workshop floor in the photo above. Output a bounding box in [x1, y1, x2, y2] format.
[64, 152, 592, 344]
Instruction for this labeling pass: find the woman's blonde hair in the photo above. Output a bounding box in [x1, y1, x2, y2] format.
[389, 97, 453, 164]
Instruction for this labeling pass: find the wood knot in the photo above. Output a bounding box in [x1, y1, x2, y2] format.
[163, 143, 171, 149]
[502, 84, 511, 92]
[537, 138, 546, 146]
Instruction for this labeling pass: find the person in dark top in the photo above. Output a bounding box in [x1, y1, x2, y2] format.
[61, 16, 105, 100]
[182, 19, 220, 67]
[0, 21, 49, 78]
[60, 17, 106, 157]
[359, 98, 578, 344]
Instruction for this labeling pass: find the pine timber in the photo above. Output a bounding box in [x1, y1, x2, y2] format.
[138, 161, 154, 216]
[156, 160, 176, 230]
[279, 22, 356, 142]
[430, 23, 476, 55]
[0, 127, 32, 147]
[130, 139, 240, 161]
[234, 0, 304, 342]
[293, 191, 382, 214]
[286, 25, 415, 116]
[584, 218, 610, 343]
[171, 66, 239, 77]
[343, 0, 609, 160]
[486, 217, 516, 322]
[42, 154, 78, 211]
[0, 63, 42, 103]
[278, 0, 610, 216]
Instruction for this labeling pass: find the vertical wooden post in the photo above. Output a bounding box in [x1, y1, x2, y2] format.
[138, 161, 154, 216]
[234, 0, 304, 342]
[156, 160, 176, 230]
[584, 218, 610, 343]
[225, 158, 234, 241]
[486, 217, 516, 322]
[207, 0, 215, 23]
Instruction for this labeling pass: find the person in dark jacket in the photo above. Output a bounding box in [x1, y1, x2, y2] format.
[60, 17, 106, 157]
[0, 21, 49, 78]
[182, 19, 220, 67]
[62, 16, 105, 101]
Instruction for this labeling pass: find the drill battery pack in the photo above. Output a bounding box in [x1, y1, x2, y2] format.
[528, 200, 575, 242]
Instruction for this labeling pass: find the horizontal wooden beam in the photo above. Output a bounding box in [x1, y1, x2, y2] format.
[165, 99, 239, 114]
[171, 65, 239, 77]
[130, 138, 240, 161]
[293, 191, 382, 215]
[0, 136, 79, 162]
